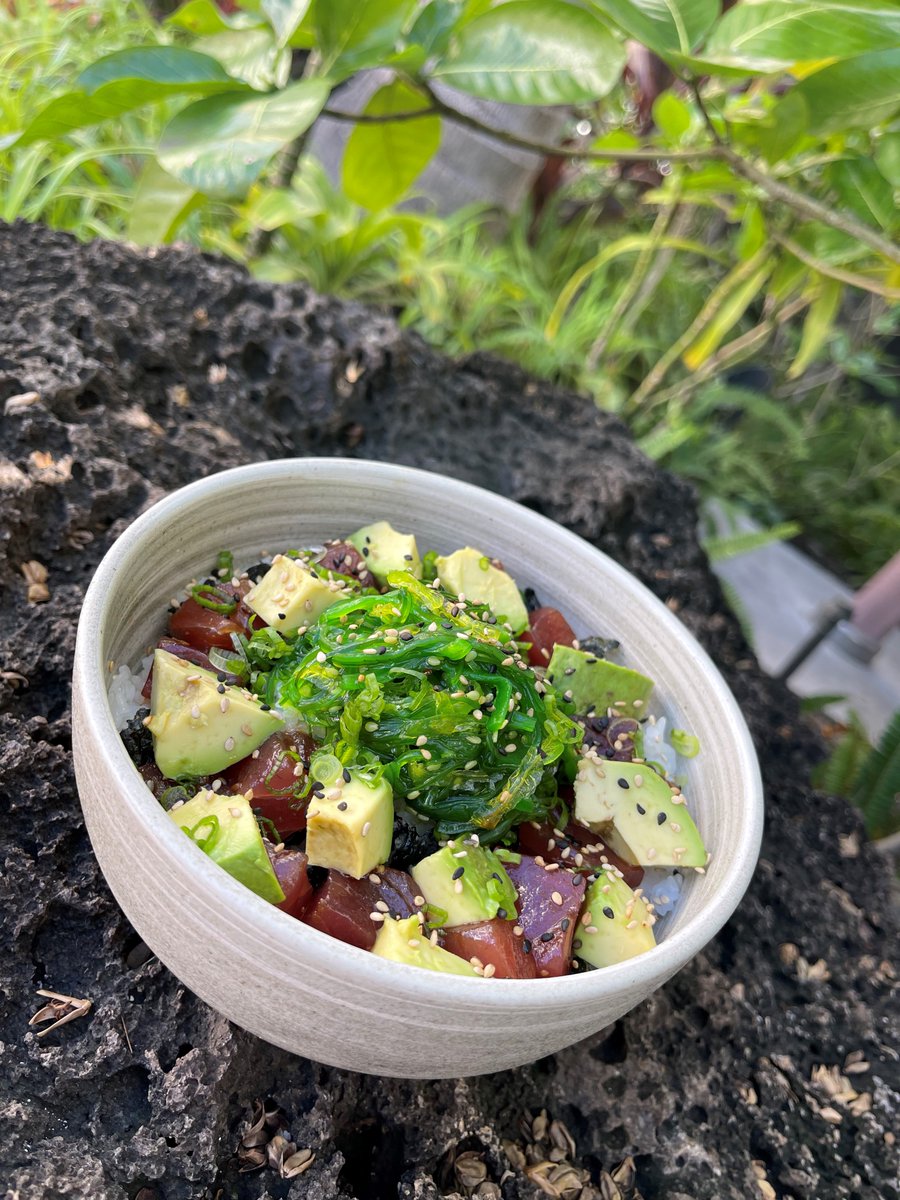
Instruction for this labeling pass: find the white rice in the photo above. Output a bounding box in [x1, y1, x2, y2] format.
[641, 867, 683, 922]
[641, 715, 678, 778]
[108, 654, 153, 730]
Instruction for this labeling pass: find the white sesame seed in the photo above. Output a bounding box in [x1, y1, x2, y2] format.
[190, 704, 201, 719]
[415, 734, 428, 747]
[228, 806, 242, 818]
[551, 891, 563, 906]
[224, 736, 235, 751]
[585, 926, 599, 935]
[454, 880, 464, 894]
[241, 722, 253, 736]
[483, 963, 496, 978]
[369, 912, 385, 923]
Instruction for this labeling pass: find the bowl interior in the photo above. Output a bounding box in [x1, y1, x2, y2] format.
[83, 457, 762, 991]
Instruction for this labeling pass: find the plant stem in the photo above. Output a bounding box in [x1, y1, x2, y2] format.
[720, 147, 900, 265]
[586, 195, 681, 370]
[625, 246, 771, 414]
[773, 233, 900, 300]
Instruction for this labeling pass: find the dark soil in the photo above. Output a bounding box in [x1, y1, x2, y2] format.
[0, 221, 897, 1200]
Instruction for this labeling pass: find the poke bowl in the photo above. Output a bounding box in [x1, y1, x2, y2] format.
[72, 458, 763, 1078]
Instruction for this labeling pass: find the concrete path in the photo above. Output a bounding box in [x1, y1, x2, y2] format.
[708, 512, 900, 740]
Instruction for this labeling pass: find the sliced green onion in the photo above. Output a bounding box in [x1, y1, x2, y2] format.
[189, 583, 238, 614]
[310, 751, 342, 786]
[670, 729, 701, 758]
[208, 647, 249, 678]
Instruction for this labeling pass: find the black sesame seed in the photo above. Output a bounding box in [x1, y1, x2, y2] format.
[657, 811, 667, 825]
[573, 938, 582, 950]
[278, 613, 286, 621]
[564, 667, 575, 676]
[260, 703, 271, 711]
[491, 872, 502, 882]
[496, 908, 508, 920]
[603, 906, 615, 919]
[216, 673, 227, 683]
[362, 546, 370, 556]
[441, 619, 453, 629]
[342, 768, 351, 783]
[561, 917, 570, 931]
[449, 605, 459, 617]
[337, 801, 348, 811]
[572, 873, 584, 888]
[523, 939, 532, 954]
[403, 553, 413, 561]
[216, 684, 226, 694]
[617, 778, 630, 789]
[377, 645, 387, 655]
[400, 630, 413, 641]
[540, 930, 554, 943]
[451, 866, 465, 880]
[636, 803, 646, 815]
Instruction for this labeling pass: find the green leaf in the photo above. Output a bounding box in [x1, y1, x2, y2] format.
[342, 79, 441, 211]
[432, 0, 626, 105]
[852, 709, 900, 838]
[77, 46, 238, 93]
[158, 78, 330, 197]
[196, 28, 291, 90]
[788, 277, 843, 379]
[316, 0, 419, 75]
[589, 0, 718, 55]
[875, 132, 900, 187]
[798, 693, 846, 713]
[736, 202, 766, 260]
[683, 259, 772, 369]
[243, 180, 327, 229]
[166, 0, 261, 35]
[703, 521, 801, 562]
[262, 0, 312, 46]
[127, 159, 199, 245]
[790, 49, 900, 135]
[409, 0, 465, 56]
[703, 1, 900, 73]
[6, 48, 243, 149]
[652, 91, 691, 141]
[828, 158, 897, 232]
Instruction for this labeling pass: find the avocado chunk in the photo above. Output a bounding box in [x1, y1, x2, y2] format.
[412, 842, 518, 927]
[435, 547, 529, 633]
[148, 649, 283, 779]
[348, 520, 421, 585]
[169, 788, 285, 903]
[371, 915, 480, 976]
[576, 870, 656, 968]
[574, 757, 707, 867]
[245, 554, 345, 632]
[306, 769, 394, 879]
[547, 645, 653, 719]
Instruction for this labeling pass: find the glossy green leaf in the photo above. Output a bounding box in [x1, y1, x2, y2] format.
[262, 0, 312, 46]
[158, 78, 330, 197]
[316, 0, 419, 75]
[790, 49, 900, 134]
[788, 277, 843, 378]
[703, 2, 900, 73]
[166, 0, 261, 35]
[875, 132, 900, 187]
[127, 159, 199, 244]
[196, 28, 291, 89]
[589, 0, 718, 54]
[432, 1, 626, 105]
[828, 158, 897, 233]
[342, 79, 441, 210]
[409, 0, 465, 56]
[7, 48, 242, 148]
[768, 254, 807, 303]
[652, 91, 691, 141]
[78, 46, 238, 93]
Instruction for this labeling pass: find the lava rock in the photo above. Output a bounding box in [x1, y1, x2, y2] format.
[0, 223, 896, 1200]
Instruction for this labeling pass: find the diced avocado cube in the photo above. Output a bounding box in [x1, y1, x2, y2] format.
[169, 788, 285, 903]
[148, 649, 283, 779]
[348, 520, 421, 585]
[245, 554, 345, 632]
[306, 770, 394, 879]
[576, 870, 656, 968]
[435, 547, 529, 633]
[371, 915, 480, 976]
[412, 843, 518, 927]
[574, 757, 707, 868]
[547, 645, 653, 719]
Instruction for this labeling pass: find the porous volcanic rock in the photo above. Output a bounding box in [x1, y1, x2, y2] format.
[0, 222, 896, 1200]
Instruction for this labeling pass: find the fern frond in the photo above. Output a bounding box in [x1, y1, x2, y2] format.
[703, 521, 801, 563]
[853, 710, 900, 838]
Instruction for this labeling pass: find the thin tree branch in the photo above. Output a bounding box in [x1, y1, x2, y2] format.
[689, 78, 723, 146]
[720, 146, 900, 265]
[323, 106, 439, 124]
[773, 233, 900, 300]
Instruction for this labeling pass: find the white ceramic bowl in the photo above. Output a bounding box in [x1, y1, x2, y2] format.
[72, 458, 763, 1078]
